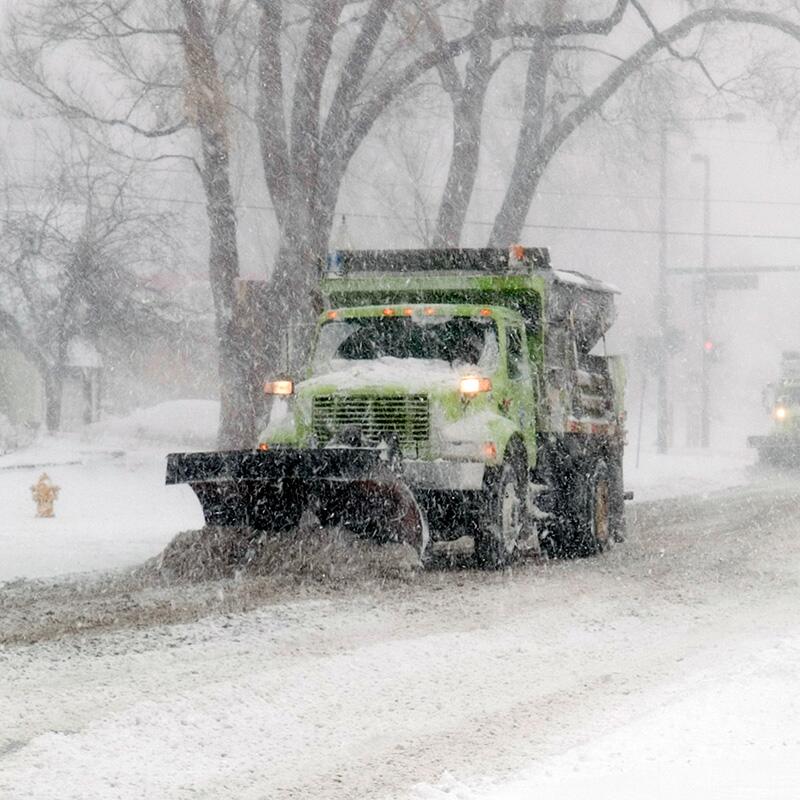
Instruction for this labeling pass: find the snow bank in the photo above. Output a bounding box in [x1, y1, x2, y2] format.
[0, 450, 204, 583]
[0, 400, 219, 583]
[624, 444, 755, 502]
[85, 399, 218, 448]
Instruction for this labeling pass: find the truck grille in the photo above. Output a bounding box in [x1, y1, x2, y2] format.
[312, 394, 430, 447]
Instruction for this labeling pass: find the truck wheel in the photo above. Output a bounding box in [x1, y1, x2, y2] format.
[570, 459, 612, 556]
[475, 461, 524, 569]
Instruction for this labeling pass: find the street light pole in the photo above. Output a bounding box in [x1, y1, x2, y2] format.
[656, 125, 670, 454]
[692, 152, 712, 448]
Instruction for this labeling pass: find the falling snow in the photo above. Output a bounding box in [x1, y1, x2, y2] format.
[4, 2, 800, 798]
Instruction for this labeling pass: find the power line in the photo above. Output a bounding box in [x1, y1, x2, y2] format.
[10, 160, 800, 212]
[104, 191, 800, 241]
[668, 265, 800, 274]
[512, 221, 800, 242]
[532, 189, 800, 209]
[9, 152, 800, 210]
[7, 181, 800, 243]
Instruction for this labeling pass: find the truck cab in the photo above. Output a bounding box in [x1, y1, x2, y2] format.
[264, 302, 536, 480]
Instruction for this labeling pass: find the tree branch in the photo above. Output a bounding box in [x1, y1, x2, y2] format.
[322, 0, 397, 150]
[510, 0, 629, 39]
[255, 1, 291, 229]
[343, 1, 629, 166]
[287, 0, 346, 244]
[23, 78, 188, 138]
[630, 0, 721, 91]
[414, 0, 464, 98]
[490, 6, 800, 244]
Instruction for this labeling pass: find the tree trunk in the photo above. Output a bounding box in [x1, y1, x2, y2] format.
[433, 0, 502, 248]
[44, 367, 63, 433]
[250, 1, 346, 395]
[434, 90, 487, 247]
[180, 0, 254, 448]
[489, 43, 555, 246]
[264, 217, 334, 375]
[490, 1, 564, 246]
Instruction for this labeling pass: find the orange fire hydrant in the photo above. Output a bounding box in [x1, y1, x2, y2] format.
[31, 473, 60, 518]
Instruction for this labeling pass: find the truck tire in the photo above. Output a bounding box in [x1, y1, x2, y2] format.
[569, 459, 612, 557]
[475, 460, 525, 569]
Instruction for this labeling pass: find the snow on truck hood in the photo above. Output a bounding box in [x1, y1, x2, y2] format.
[299, 357, 472, 393]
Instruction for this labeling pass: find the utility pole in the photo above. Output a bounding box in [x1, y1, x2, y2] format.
[691, 153, 711, 448]
[655, 113, 744, 454]
[656, 125, 670, 454]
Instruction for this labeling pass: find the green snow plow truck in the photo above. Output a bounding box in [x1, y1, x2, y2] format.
[749, 351, 800, 466]
[167, 247, 629, 567]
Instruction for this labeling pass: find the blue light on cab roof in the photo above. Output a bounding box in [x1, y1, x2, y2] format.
[326, 251, 343, 277]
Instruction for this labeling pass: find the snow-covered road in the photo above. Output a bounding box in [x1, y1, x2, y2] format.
[2, 478, 800, 799]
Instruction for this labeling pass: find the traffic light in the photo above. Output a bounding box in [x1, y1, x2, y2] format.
[703, 338, 722, 361]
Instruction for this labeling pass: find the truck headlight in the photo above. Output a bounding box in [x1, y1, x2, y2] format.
[460, 375, 491, 398]
[265, 379, 294, 396]
[775, 405, 788, 420]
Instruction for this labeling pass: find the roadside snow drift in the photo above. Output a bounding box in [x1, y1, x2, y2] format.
[0, 400, 216, 582]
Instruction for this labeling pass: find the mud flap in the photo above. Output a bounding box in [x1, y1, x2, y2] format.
[166, 448, 429, 561]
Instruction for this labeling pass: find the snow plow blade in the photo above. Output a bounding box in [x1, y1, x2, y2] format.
[166, 449, 429, 560]
[748, 435, 800, 466]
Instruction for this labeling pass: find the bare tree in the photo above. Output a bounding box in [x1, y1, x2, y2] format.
[2, 0, 254, 446]
[0, 147, 178, 430]
[488, 3, 800, 244]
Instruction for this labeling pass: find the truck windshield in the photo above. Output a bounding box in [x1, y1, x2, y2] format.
[312, 316, 499, 375]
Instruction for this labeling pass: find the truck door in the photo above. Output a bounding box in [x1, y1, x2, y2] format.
[504, 323, 538, 465]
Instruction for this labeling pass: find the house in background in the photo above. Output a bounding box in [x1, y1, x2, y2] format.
[0, 337, 103, 440]
[60, 337, 103, 431]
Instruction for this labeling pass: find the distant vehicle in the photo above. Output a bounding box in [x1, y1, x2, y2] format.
[749, 351, 800, 466]
[166, 247, 629, 567]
